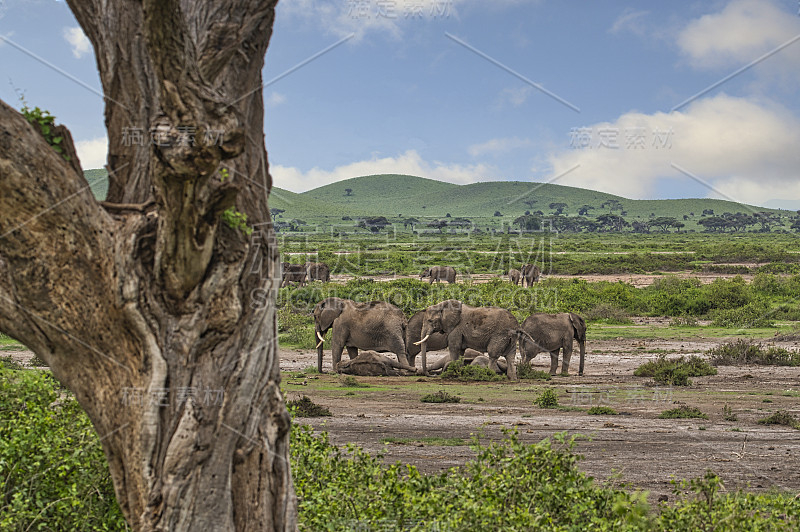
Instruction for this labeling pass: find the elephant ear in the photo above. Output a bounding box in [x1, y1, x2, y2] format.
[440, 299, 463, 332]
[316, 298, 345, 332]
[570, 313, 587, 341]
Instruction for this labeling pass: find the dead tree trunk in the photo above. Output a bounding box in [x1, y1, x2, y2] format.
[0, 1, 295, 530]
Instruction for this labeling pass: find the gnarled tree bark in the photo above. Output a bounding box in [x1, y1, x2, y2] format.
[0, 1, 294, 530]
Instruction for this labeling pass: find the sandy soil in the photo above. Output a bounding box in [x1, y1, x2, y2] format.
[284, 337, 800, 503]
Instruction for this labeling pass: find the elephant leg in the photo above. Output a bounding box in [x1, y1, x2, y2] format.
[332, 341, 345, 372]
[549, 350, 559, 375]
[561, 344, 573, 376]
[346, 346, 358, 360]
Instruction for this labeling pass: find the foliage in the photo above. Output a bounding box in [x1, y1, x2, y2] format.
[583, 303, 633, 324]
[757, 411, 800, 430]
[634, 355, 717, 386]
[20, 105, 71, 161]
[420, 390, 461, 403]
[0, 368, 126, 530]
[516, 363, 552, 380]
[277, 307, 316, 349]
[707, 339, 800, 366]
[534, 388, 559, 408]
[710, 300, 773, 328]
[221, 207, 253, 235]
[28, 353, 47, 367]
[722, 404, 738, 422]
[659, 405, 708, 419]
[439, 359, 504, 382]
[0, 355, 24, 370]
[339, 375, 369, 388]
[286, 395, 332, 417]
[587, 406, 619, 415]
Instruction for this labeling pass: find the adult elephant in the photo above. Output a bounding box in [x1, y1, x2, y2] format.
[521, 264, 540, 286]
[338, 351, 417, 376]
[508, 268, 521, 285]
[306, 261, 330, 282]
[281, 262, 307, 287]
[520, 312, 586, 376]
[406, 310, 448, 367]
[312, 297, 409, 373]
[420, 266, 456, 284]
[415, 299, 521, 379]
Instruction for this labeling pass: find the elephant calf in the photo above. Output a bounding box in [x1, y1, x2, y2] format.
[337, 351, 417, 376]
[520, 312, 586, 376]
[508, 268, 521, 285]
[521, 264, 540, 287]
[420, 266, 457, 284]
[305, 261, 330, 282]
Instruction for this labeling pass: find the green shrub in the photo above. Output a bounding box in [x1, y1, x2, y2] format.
[440, 359, 504, 382]
[757, 411, 800, 430]
[722, 404, 738, 422]
[0, 355, 24, 370]
[516, 363, 552, 380]
[634, 355, 717, 386]
[708, 339, 800, 366]
[277, 307, 316, 348]
[287, 395, 332, 417]
[534, 388, 559, 408]
[421, 390, 461, 403]
[28, 353, 47, 367]
[583, 303, 633, 324]
[587, 406, 618, 415]
[0, 368, 126, 529]
[659, 405, 708, 419]
[710, 300, 773, 328]
[339, 375, 369, 388]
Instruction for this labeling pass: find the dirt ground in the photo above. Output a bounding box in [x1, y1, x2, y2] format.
[282, 336, 800, 503]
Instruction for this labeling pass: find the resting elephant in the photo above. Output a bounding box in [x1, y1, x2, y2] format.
[420, 266, 456, 284]
[521, 264, 540, 286]
[406, 310, 448, 368]
[415, 299, 521, 379]
[508, 268, 521, 285]
[306, 261, 330, 282]
[281, 262, 307, 287]
[313, 297, 409, 373]
[337, 351, 417, 376]
[466, 354, 508, 374]
[520, 312, 586, 376]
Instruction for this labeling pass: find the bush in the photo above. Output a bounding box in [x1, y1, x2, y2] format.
[587, 406, 618, 415]
[757, 411, 800, 430]
[659, 405, 708, 419]
[710, 300, 773, 328]
[0, 355, 24, 370]
[339, 375, 369, 388]
[534, 388, 559, 408]
[583, 303, 632, 324]
[421, 390, 461, 403]
[0, 368, 126, 529]
[634, 355, 717, 386]
[708, 339, 800, 366]
[516, 363, 552, 381]
[440, 359, 504, 382]
[277, 307, 316, 348]
[287, 395, 332, 417]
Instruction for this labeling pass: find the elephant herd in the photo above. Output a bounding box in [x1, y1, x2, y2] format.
[280, 261, 330, 287]
[312, 296, 586, 379]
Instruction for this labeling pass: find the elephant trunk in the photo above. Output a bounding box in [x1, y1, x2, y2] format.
[578, 338, 585, 376]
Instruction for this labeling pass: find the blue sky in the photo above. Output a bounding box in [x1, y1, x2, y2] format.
[1, 0, 799, 208]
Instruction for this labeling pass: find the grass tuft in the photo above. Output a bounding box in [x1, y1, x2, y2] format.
[421, 390, 461, 403]
[287, 396, 332, 417]
[659, 405, 708, 419]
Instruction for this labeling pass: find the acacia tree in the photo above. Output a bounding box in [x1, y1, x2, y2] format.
[0, 1, 295, 530]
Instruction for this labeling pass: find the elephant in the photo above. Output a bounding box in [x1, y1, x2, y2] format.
[467, 354, 508, 374]
[420, 266, 456, 284]
[337, 351, 417, 376]
[508, 268, 521, 285]
[415, 299, 522, 379]
[281, 262, 307, 287]
[520, 312, 586, 376]
[521, 264, 540, 286]
[312, 297, 409, 373]
[406, 310, 448, 368]
[305, 261, 330, 282]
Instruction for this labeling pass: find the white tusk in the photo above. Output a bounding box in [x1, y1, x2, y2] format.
[413, 333, 431, 346]
[316, 331, 325, 348]
[316, 339, 324, 349]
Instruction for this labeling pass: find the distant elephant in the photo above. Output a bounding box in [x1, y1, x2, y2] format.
[313, 297, 409, 373]
[520, 312, 586, 376]
[306, 261, 330, 282]
[508, 268, 521, 285]
[415, 299, 521, 379]
[420, 266, 457, 284]
[521, 264, 540, 286]
[338, 351, 417, 376]
[281, 262, 307, 287]
[406, 310, 448, 368]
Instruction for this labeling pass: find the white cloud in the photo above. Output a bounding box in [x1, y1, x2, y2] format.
[468, 137, 533, 157]
[75, 137, 107, 169]
[63, 26, 90, 59]
[271, 149, 494, 192]
[266, 91, 286, 107]
[497, 86, 532, 108]
[677, 0, 800, 70]
[547, 94, 800, 207]
[609, 8, 649, 36]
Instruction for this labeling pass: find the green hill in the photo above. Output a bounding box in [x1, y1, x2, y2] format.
[82, 169, 786, 230]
